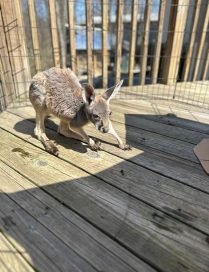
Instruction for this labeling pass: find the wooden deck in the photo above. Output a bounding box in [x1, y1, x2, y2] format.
[1, 98, 209, 272]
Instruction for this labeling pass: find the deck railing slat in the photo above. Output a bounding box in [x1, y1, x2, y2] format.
[192, 5, 209, 81]
[48, 0, 60, 68]
[128, 0, 138, 86]
[151, 0, 166, 84]
[182, 0, 201, 82]
[162, 0, 189, 84]
[68, 0, 77, 73]
[28, 0, 41, 72]
[102, 0, 108, 88]
[85, 0, 93, 85]
[115, 0, 124, 84]
[140, 0, 151, 86]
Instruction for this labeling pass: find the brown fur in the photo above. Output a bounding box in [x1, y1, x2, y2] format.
[29, 67, 130, 156]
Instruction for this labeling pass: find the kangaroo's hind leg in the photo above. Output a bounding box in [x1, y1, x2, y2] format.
[34, 109, 59, 156]
[29, 81, 59, 156]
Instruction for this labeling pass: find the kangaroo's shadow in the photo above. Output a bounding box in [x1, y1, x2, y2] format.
[13, 118, 87, 154]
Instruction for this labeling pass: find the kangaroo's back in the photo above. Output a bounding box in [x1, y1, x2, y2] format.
[29, 67, 84, 119]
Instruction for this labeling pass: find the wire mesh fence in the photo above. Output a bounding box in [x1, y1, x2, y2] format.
[0, 0, 208, 112]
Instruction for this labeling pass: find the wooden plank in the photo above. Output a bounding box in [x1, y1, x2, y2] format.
[68, 0, 77, 73]
[9, 103, 198, 163]
[141, 0, 151, 85]
[0, 232, 36, 272]
[115, 0, 124, 84]
[48, 0, 60, 67]
[162, 0, 189, 84]
[128, 0, 138, 86]
[192, 5, 209, 81]
[28, 0, 41, 72]
[0, 161, 148, 272]
[0, 129, 209, 271]
[0, 192, 94, 272]
[85, 0, 93, 85]
[151, 0, 166, 84]
[182, 0, 202, 81]
[102, 0, 108, 88]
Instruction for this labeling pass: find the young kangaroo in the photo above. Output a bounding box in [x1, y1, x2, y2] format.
[29, 67, 130, 156]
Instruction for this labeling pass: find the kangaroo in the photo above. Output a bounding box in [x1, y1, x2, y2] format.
[29, 67, 130, 156]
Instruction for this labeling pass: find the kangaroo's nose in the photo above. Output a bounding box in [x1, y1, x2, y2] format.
[101, 127, 109, 133]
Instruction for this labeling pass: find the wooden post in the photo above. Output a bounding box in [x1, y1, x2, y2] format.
[115, 0, 124, 84]
[182, 0, 201, 81]
[48, 0, 60, 67]
[128, 0, 138, 86]
[192, 5, 209, 81]
[140, 0, 151, 86]
[28, 0, 41, 72]
[151, 0, 166, 84]
[102, 0, 108, 88]
[162, 0, 189, 84]
[86, 0, 93, 85]
[68, 0, 77, 73]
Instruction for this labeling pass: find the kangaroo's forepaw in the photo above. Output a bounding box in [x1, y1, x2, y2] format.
[89, 138, 101, 151]
[119, 143, 131, 150]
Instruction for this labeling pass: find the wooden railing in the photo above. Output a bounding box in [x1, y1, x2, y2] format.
[0, 0, 208, 110]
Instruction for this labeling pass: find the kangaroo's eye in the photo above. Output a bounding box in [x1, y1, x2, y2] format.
[109, 111, 112, 116]
[93, 114, 100, 119]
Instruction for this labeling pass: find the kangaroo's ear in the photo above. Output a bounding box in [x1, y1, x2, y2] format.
[103, 80, 123, 102]
[82, 83, 95, 104]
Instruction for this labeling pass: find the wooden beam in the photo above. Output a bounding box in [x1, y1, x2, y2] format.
[192, 5, 209, 81]
[162, 0, 189, 84]
[128, 0, 138, 86]
[140, 0, 151, 85]
[48, 0, 60, 67]
[102, 0, 108, 88]
[115, 0, 124, 84]
[182, 0, 201, 81]
[85, 0, 93, 85]
[28, 0, 41, 72]
[151, 0, 166, 84]
[68, 0, 77, 73]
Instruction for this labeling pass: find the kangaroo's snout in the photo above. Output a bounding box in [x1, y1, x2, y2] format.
[100, 126, 109, 133]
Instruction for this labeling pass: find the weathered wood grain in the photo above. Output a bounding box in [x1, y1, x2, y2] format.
[0, 232, 35, 272]
[0, 161, 149, 272]
[1, 111, 209, 237]
[0, 129, 209, 271]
